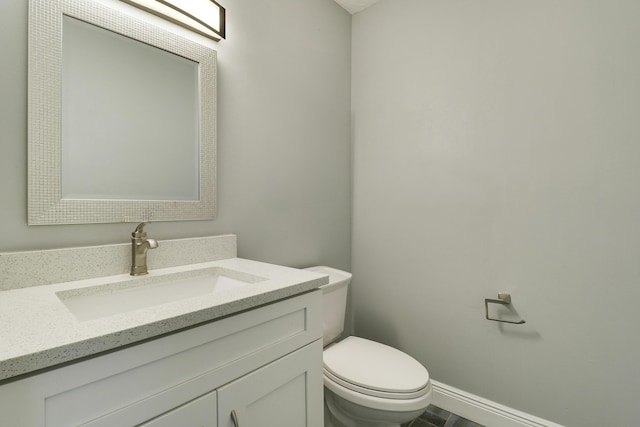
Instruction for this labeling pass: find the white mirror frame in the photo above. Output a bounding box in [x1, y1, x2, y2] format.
[28, 0, 217, 225]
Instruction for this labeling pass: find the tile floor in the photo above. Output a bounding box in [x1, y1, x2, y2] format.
[409, 405, 485, 427]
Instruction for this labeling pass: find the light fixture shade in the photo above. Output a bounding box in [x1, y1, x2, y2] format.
[121, 0, 225, 41]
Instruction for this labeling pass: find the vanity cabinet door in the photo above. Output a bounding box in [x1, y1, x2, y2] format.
[217, 340, 323, 427]
[138, 391, 217, 427]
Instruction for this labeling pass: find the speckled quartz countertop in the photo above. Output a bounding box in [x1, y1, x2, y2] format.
[0, 236, 328, 382]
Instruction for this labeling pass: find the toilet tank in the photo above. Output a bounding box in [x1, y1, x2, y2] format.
[304, 266, 351, 346]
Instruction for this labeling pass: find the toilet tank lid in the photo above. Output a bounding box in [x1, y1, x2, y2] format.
[323, 336, 430, 393]
[304, 266, 352, 287]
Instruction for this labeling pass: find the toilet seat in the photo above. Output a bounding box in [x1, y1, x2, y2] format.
[323, 371, 433, 413]
[323, 337, 431, 401]
[324, 368, 429, 400]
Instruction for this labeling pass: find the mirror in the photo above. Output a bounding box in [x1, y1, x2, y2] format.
[28, 0, 217, 225]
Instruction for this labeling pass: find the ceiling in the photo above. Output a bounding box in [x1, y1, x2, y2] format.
[333, 0, 382, 14]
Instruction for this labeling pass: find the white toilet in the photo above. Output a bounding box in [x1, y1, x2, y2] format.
[305, 266, 432, 427]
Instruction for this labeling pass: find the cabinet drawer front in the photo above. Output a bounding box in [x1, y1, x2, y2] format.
[83, 390, 217, 427]
[41, 291, 321, 427]
[138, 391, 216, 427]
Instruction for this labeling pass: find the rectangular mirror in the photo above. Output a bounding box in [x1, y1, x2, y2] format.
[28, 0, 217, 225]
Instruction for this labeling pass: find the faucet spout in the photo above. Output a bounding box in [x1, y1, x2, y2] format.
[146, 238, 159, 249]
[130, 223, 159, 276]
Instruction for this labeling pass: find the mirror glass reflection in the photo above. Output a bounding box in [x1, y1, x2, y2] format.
[62, 16, 200, 201]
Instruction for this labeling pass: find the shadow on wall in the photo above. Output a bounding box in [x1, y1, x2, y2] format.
[353, 305, 402, 349]
[496, 323, 542, 340]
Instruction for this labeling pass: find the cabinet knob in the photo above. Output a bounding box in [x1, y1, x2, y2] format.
[231, 409, 240, 427]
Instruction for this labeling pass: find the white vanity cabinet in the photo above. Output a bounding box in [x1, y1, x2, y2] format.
[0, 290, 323, 427]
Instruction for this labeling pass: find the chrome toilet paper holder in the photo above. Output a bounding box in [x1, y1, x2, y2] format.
[484, 293, 526, 324]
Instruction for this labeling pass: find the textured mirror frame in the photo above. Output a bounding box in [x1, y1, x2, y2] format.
[28, 0, 217, 225]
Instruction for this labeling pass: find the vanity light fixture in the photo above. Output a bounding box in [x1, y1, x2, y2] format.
[121, 0, 225, 41]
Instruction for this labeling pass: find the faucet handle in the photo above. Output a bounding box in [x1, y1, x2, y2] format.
[132, 222, 150, 238]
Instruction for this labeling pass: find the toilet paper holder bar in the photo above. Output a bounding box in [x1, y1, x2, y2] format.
[484, 293, 526, 324]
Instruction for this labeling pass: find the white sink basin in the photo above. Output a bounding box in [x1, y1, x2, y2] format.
[56, 267, 267, 321]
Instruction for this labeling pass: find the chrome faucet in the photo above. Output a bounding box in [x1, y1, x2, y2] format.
[130, 222, 159, 276]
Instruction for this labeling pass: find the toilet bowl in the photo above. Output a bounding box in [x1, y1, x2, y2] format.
[323, 336, 432, 427]
[304, 266, 432, 427]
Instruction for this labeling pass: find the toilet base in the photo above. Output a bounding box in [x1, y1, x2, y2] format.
[324, 388, 425, 427]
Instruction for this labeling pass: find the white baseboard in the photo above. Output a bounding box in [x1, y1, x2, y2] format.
[430, 380, 565, 427]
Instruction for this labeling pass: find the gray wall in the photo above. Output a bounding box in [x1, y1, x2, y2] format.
[0, 0, 352, 271]
[351, 1, 640, 426]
